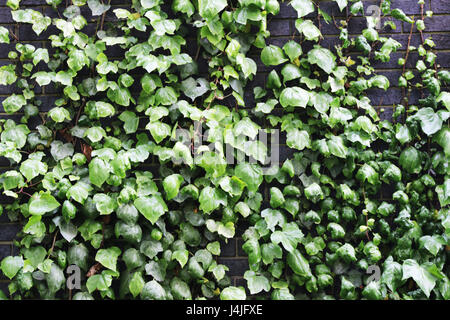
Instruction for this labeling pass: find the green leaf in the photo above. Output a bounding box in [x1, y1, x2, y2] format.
[286, 129, 310, 151]
[87, 0, 110, 16]
[2, 94, 26, 114]
[119, 111, 139, 134]
[334, 0, 347, 11]
[93, 193, 116, 215]
[146, 121, 171, 144]
[402, 259, 437, 297]
[261, 45, 288, 66]
[287, 249, 312, 278]
[163, 174, 184, 200]
[391, 8, 413, 24]
[1, 256, 23, 279]
[414, 107, 443, 136]
[307, 46, 336, 73]
[129, 272, 145, 298]
[244, 271, 270, 295]
[381, 257, 404, 292]
[220, 286, 246, 300]
[234, 163, 263, 193]
[419, 235, 443, 256]
[356, 164, 379, 185]
[0, 26, 10, 44]
[134, 195, 168, 224]
[296, 19, 321, 42]
[89, 158, 110, 188]
[86, 273, 112, 293]
[270, 222, 304, 252]
[172, 250, 189, 268]
[95, 247, 121, 272]
[280, 87, 309, 108]
[199, 186, 227, 213]
[141, 280, 167, 300]
[198, 0, 227, 20]
[399, 146, 422, 174]
[180, 77, 209, 101]
[29, 192, 60, 216]
[304, 183, 324, 203]
[20, 158, 47, 181]
[434, 127, 450, 156]
[290, 0, 315, 18]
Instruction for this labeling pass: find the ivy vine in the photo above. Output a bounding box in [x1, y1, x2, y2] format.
[0, 0, 448, 300]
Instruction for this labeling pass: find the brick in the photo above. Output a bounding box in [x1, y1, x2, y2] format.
[0, 244, 11, 261]
[220, 238, 237, 257]
[0, 224, 20, 241]
[218, 258, 249, 277]
[431, 0, 450, 14]
[268, 19, 292, 37]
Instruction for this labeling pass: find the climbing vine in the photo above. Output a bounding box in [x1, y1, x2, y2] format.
[0, 0, 448, 300]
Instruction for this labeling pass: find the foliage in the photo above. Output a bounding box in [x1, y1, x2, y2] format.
[0, 0, 448, 300]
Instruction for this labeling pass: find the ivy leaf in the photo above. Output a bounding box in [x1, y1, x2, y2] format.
[307, 46, 336, 74]
[399, 146, 422, 174]
[270, 222, 304, 252]
[146, 121, 171, 144]
[20, 158, 47, 181]
[119, 111, 139, 134]
[93, 193, 116, 215]
[129, 272, 145, 298]
[134, 195, 168, 224]
[286, 129, 310, 151]
[261, 45, 288, 66]
[199, 186, 227, 213]
[67, 182, 92, 204]
[402, 259, 437, 298]
[53, 216, 78, 243]
[434, 128, 450, 156]
[381, 257, 404, 292]
[1, 256, 24, 279]
[287, 248, 312, 278]
[419, 235, 443, 256]
[334, 0, 347, 11]
[413, 107, 443, 136]
[87, 0, 110, 16]
[172, 250, 189, 268]
[290, 0, 315, 18]
[141, 280, 167, 300]
[220, 286, 246, 300]
[84, 126, 106, 143]
[244, 271, 270, 295]
[163, 174, 184, 200]
[29, 192, 61, 216]
[172, 0, 195, 17]
[327, 135, 348, 158]
[356, 164, 379, 185]
[0, 26, 10, 44]
[198, 0, 227, 20]
[310, 92, 332, 114]
[180, 77, 209, 101]
[296, 19, 321, 42]
[95, 247, 121, 272]
[2, 94, 26, 114]
[280, 87, 310, 108]
[89, 158, 110, 188]
[86, 273, 112, 293]
[234, 163, 263, 193]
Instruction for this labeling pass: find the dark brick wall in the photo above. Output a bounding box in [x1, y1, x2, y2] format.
[0, 0, 449, 290]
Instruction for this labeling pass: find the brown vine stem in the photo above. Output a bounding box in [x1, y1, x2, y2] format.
[402, 20, 415, 76]
[100, 0, 112, 31]
[47, 230, 59, 259]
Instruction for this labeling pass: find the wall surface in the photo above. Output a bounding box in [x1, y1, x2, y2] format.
[0, 0, 449, 293]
